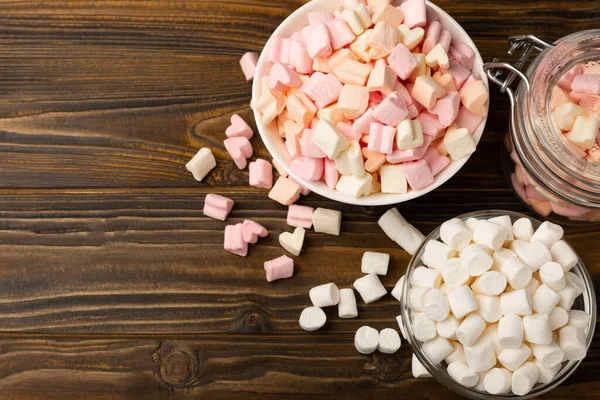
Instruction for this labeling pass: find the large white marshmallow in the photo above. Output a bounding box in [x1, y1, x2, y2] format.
[488, 215, 514, 241]
[457, 314, 486, 347]
[310, 283, 341, 307]
[539, 261, 566, 291]
[498, 343, 531, 371]
[513, 217, 534, 242]
[437, 315, 460, 340]
[530, 221, 564, 247]
[475, 295, 502, 323]
[378, 208, 425, 255]
[558, 325, 587, 361]
[549, 306, 569, 330]
[448, 285, 478, 319]
[509, 240, 552, 272]
[338, 288, 359, 319]
[523, 313, 553, 345]
[473, 219, 507, 251]
[421, 240, 458, 270]
[411, 266, 443, 288]
[361, 251, 390, 275]
[440, 219, 473, 251]
[354, 273, 387, 304]
[440, 258, 471, 288]
[492, 248, 517, 271]
[568, 310, 591, 330]
[530, 341, 564, 368]
[445, 342, 467, 364]
[412, 354, 432, 378]
[465, 217, 479, 232]
[423, 288, 450, 321]
[378, 328, 401, 354]
[391, 275, 406, 302]
[480, 324, 504, 355]
[498, 314, 524, 348]
[484, 368, 512, 395]
[464, 337, 497, 372]
[355, 326, 380, 354]
[447, 361, 478, 388]
[396, 224, 427, 256]
[550, 240, 578, 272]
[460, 244, 493, 276]
[422, 336, 454, 364]
[500, 289, 533, 316]
[511, 362, 539, 396]
[501, 256, 533, 290]
[299, 307, 327, 331]
[313, 119, 350, 159]
[532, 284, 561, 314]
[408, 287, 430, 312]
[471, 271, 507, 296]
[412, 312, 438, 342]
[535, 360, 560, 384]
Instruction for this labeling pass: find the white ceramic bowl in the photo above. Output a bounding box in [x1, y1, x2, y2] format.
[252, 0, 489, 206]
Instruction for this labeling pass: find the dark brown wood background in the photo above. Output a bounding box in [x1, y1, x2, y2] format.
[0, 1, 598, 398]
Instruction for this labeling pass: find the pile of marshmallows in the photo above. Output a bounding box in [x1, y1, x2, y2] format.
[248, 0, 489, 198]
[398, 213, 590, 396]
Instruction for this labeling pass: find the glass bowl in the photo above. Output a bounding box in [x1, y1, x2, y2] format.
[400, 210, 596, 399]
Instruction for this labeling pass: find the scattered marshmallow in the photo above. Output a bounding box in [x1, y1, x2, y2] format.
[242, 220, 268, 244]
[339, 288, 359, 319]
[224, 223, 248, 257]
[287, 204, 314, 229]
[279, 226, 305, 256]
[312, 207, 342, 236]
[264, 255, 294, 282]
[361, 251, 390, 275]
[355, 326, 380, 354]
[310, 283, 340, 308]
[186, 148, 217, 182]
[239, 52, 259, 81]
[268, 177, 302, 206]
[378, 328, 401, 354]
[299, 307, 327, 331]
[354, 273, 387, 304]
[203, 194, 234, 221]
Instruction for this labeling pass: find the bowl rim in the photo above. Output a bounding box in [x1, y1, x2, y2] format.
[401, 210, 597, 400]
[252, 0, 490, 206]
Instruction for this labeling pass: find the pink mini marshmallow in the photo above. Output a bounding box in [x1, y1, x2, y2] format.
[441, 62, 471, 90]
[423, 147, 451, 176]
[226, 114, 253, 139]
[203, 194, 235, 222]
[240, 52, 258, 81]
[291, 157, 325, 182]
[269, 62, 302, 92]
[388, 43, 418, 80]
[268, 37, 292, 65]
[224, 223, 248, 257]
[395, 81, 414, 105]
[400, 0, 427, 28]
[242, 220, 268, 244]
[438, 29, 452, 52]
[571, 74, 600, 95]
[569, 90, 588, 101]
[269, 177, 302, 206]
[429, 91, 460, 127]
[455, 107, 484, 134]
[403, 159, 435, 190]
[308, 11, 335, 25]
[326, 19, 356, 50]
[422, 20, 441, 54]
[264, 255, 294, 282]
[300, 72, 343, 108]
[324, 159, 340, 189]
[511, 173, 530, 204]
[224, 137, 253, 169]
[416, 111, 445, 138]
[449, 42, 475, 70]
[289, 40, 314, 75]
[369, 122, 396, 154]
[372, 92, 408, 126]
[306, 24, 333, 59]
[387, 134, 433, 163]
[287, 204, 315, 228]
[337, 121, 363, 141]
[353, 108, 376, 133]
[558, 65, 584, 91]
[299, 128, 327, 158]
[249, 159, 273, 189]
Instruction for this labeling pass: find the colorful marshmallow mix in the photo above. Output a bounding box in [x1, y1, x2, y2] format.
[250, 0, 489, 198]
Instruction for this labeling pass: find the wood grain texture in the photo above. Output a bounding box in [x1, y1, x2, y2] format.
[0, 0, 598, 398]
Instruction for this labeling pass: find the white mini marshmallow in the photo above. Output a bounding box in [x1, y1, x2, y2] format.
[380, 164, 408, 194]
[492, 248, 517, 271]
[396, 315, 408, 339]
[473, 219, 507, 251]
[532, 284, 561, 314]
[488, 215, 514, 241]
[335, 140, 365, 177]
[523, 313, 553, 345]
[513, 217, 534, 242]
[511, 362, 539, 396]
[336, 173, 373, 198]
[378, 328, 401, 354]
[539, 261, 567, 291]
[310, 283, 341, 308]
[484, 368, 512, 395]
[464, 337, 497, 372]
[423, 289, 450, 321]
[498, 314, 524, 348]
[186, 148, 217, 182]
[422, 336, 454, 364]
[471, 271, 507, 296]
[437, 315, 460, 340]
[566, 271, 585, 293]
[530, 221, 564, 247]
[440, 258, 471, 288]
[509, 240, 552, 272]
[522, 277, 540, 297]
[465, 217, 479, 232]
[313, 119, 350, 159]
[412, 312, 438, 342]
[445, 342, 467, 364]
[440, 218, 473, 251]
[411, 266, 443, 288]
[443, 126, 476, 161]
[448, 285, 478, 319]
[457, 314, 486, 347]
[354, 273, 387, 304]
[530, 341, 564, 368]
[550, 240, 578, 272]
[312, 208, 342, 236]
[549, 306, 569, 330]
[355, 326, 380, 354]
[501, 257, 533, 290]
[500, 289, 533, 316]
[361, 251, 390, 275]
[391, 275, 405, 302]
[338, 288, 359, 319]
[535, 360, 560, 384]
[447, 362, 478, 388]
[460, 244, 493, 276]
[568, 310, 591, 330]
[299, 307, 327, 331]
[408, 287, 430, 312]
[475, 295, 502, 323]
[412, 354, 432, 378]
[498, 343, 531, 371]
[559, 325, 587, 361]
[421, 240, 458, 270]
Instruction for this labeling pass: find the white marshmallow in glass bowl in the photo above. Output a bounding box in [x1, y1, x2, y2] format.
[251, 0, 489, 206]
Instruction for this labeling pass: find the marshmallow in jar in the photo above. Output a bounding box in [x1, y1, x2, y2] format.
[485, 31, 600, 223]
[403, 211, 592, 396]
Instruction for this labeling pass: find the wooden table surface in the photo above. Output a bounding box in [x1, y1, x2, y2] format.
[0, 0, 598, 398]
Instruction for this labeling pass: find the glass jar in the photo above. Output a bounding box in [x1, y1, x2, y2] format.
[484, 31, 600, 225]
